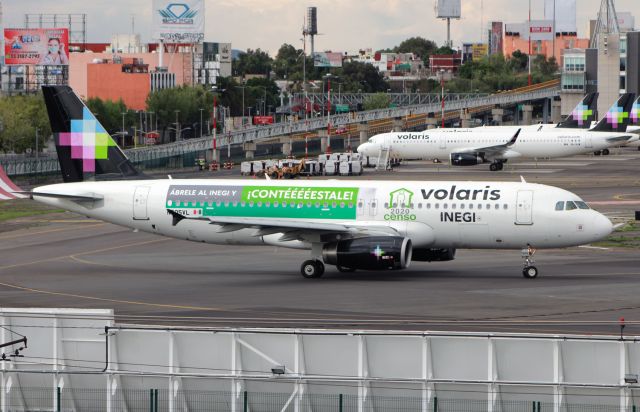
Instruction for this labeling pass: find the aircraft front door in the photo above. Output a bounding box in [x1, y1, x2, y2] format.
[439, 135, 447, 150]
[133, 186, 151, 220]
[515, 190, 533, 225]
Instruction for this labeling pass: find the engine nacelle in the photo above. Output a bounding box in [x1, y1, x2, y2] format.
[323, 236, 412, 270]
[450, 153, 483, 166]
[412, 248, 456, 262]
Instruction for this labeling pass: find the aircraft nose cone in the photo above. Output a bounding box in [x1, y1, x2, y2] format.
[591, 212, 613, 241]
[357, 142, 372, 156]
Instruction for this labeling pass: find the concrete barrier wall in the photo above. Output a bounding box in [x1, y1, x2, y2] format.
[1, 308, 636, 411]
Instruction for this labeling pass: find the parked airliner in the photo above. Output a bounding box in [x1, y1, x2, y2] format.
[358, 94, 636, 171]
[19, 86, 613, 279]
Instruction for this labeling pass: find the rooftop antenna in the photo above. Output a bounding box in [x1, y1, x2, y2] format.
[590, 0, 620, 49]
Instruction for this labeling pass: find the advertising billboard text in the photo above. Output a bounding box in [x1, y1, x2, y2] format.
[4, 28, 69, 65]
[313, 52, 343, 68]
[152, 0, 205, 43]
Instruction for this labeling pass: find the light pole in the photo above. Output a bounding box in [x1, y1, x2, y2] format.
[234, 85, 247, 128]
[324, 73, 333, 153]
[440, 69, 446, 128]
[35, 127, 39, 161]
[199, 108, 204, 137]
[174, 110, 180, 141]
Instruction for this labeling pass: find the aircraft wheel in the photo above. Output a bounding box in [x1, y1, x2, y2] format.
[497, 162, 504, 171]
[489, 163, 498, 172]
[594, 151, 601, 156]
[522, 266, 539, 279]
[337, 265, 356, 273]
[602, 149, 610, 156]
[301, 260, 325, 279]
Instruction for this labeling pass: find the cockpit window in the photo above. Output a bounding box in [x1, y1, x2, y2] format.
[565, 201, 577, 211]
[555, 201, 564, 211]
[575, 201, 590, 210]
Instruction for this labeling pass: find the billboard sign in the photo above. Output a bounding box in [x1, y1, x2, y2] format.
[313, 52, 343, 68]
[471, 44, 488, 60]
[544, 0, 576, 33]
[490, 22, 504, 55]
[152, 0, 205, 43]
[437, 0, 461, 18]
[525, 21, 554, 41]
[4, 28, 69, 65]
[253, 116, 274, 126]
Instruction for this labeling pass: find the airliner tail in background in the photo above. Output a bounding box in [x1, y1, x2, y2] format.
[42, 86, 144, 183]
[556, 93, 598, 129]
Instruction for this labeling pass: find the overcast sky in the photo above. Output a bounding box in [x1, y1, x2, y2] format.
[3, 0, 637, 55]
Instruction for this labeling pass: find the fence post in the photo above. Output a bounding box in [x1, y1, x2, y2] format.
[537, 401, 541, 412]
[154, 389, 159, 412]
[243, 391, 247, 412]
[339, 394, 343, 412]
[149, 389, 154, 412]
[433, 396, 438, 412]
[56, 387, 60, 412]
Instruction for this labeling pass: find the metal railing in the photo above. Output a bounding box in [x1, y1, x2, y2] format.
[1, 81, 561, 177]
[4, 387, 635, 412]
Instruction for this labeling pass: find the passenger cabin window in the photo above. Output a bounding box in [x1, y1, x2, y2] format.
[555, 201, 564, 211]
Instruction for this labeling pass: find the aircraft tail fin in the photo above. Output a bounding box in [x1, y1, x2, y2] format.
[556, 93, 598, 129]
[631, 95, 640, 125]
[41, 85, 145, 183]
[590, 93, 636, 132]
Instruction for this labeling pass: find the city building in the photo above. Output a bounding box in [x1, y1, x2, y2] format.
[87, 58, 153, 110]
[351, 49, 424, 77]
[429, 53, 462, 77]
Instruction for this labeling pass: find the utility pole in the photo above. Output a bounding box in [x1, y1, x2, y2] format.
[199, 108, 204, 137]
[528, 0, 532, 86]
[35, 127, 39, 161]
[174, 110, 180, 141]
[121, 112, 126, 146]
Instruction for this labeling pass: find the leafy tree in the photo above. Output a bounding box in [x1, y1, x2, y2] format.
[363, 93, 392, 110]
[86, 97, 135, 135]
[339, 61, 389, 93]
[394, 37, 438, 62]
[146, 86, 214, 140]
[533, 55, 558, 77]
[234, 48, 273, 76]
[508, 50, 529, 72]
[434, 46, 456, 55]
[0, 93, 51, 154]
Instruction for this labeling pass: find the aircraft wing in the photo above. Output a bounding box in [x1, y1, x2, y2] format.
[167, 210, 399, 241]
[454, 128, 521, 159]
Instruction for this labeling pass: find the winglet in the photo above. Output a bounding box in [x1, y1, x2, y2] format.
[520, 176, 527, 183]
[507, 128, 521, 146]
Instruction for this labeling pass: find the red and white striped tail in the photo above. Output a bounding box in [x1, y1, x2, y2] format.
[0, 165, 26, 200]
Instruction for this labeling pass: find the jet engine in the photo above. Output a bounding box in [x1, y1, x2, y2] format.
[450, 153, 483, 166]
[412, 248, 456, 262]
[322, 237, 412, 270]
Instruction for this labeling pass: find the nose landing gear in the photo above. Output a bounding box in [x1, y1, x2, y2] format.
[521, 244, 538, 279]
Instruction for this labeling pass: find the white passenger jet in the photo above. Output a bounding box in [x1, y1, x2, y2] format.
[19, 86, 613, 279]
[358, 94, 636, 171]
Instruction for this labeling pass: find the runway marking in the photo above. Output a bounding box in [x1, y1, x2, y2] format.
[0, 223, 106, 241]
[578, 245, 611, 251]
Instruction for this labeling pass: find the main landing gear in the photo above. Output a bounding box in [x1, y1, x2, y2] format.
[489, 161, 504, 172]
[301, 260, 325, 279]
[521, 244, 538, 279]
